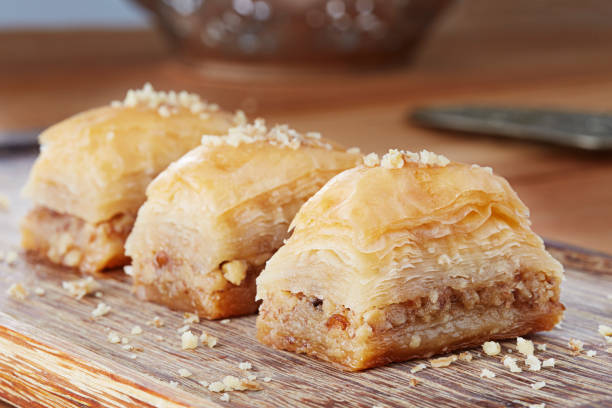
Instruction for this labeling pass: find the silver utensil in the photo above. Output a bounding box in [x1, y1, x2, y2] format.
[0, 128, 41, 149]
[411, 106, 612, 151]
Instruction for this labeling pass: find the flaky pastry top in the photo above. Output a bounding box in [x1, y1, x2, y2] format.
[257, 150, 564, 313]
[23, 85, 238, 223]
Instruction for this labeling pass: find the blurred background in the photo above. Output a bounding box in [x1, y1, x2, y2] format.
[0, 0, 611, 253]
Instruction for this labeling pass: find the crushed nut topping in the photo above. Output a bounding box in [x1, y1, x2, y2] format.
[7, 283, 27, 300]
[62, 277, 101, 299]
[598, 324, 612, 337]
[366, 149, 450, 169]
[208, 375, 261, 393]
[220, 319, 231, 324]
[220, 393, 230, 402]
[586, 350, 597, 357]
[517, 337, 535, 356]
[531, 381, 546, 390]
[410, 363, 427, 373]
[131, 326, 143, 335]
[181, 331, 199, 350]
[111, 83, 220, 118]
[482, 341, 501, 356]
[429, 355, 458, 368]
[536, 343, 547, 351]
[480, 368, 496, 378]
[34, 287, 46, 296]
[201, 118, 333, 151]
[91, 302, 111, 318]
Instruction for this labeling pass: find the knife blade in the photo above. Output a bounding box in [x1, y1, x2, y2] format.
[411, 106, 612, 151]
[0, 128, 42, 149]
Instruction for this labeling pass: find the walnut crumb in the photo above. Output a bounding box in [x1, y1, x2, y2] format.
[542, 358, 555, 368]
[568, 338, 584, 354]
[220, 393, 230, 402]
[107, 332, 120, 344]
[480, 368, 496, 379]
[121, 337, 129, 345]
[410, 363, 427, 373]
[409, 378, 419, 386]
[131, 325, 143, 335]
[238, 362, 252, 370]
[458, 352, 473, 362]
[122, 344, 134, 351]
[525, 354, 541, 371]
[178, 368, 192, 377]
[183, 312, 200, 325]
[34, 287, 45, 296]
[536, 343, 547, 351]
[200, 332, 218, 348]
[177, 325, 191, 334]
[247, 374, 257, 381]
[586, 350, 597, 357]
[531, 381, 546, 390]
[62, 277, 100, 300]
[482, 341, 501, 356]
[7, 283, 28, 300]
[198, 380, 209, 387]
[598, 324, 612, 337]
[220, 319, 231, 324]
[222, 260, 248, 286]
[181, 331, 199, 350]
[262, 377, 272, 383]
[429, 355, 458, 368]
[147, 316, 164, 327]
[91, 302, 111, 317]
[502, 356, 522, 373]
[517, 337, 535, 356]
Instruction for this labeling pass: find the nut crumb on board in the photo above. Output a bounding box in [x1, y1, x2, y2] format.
[517, 337, 535, 356]
[262, 377, 272, 383]
[220, 393, 230, 402]
[409, 378, 419, 386]
[5, 251, 18, 265]
[183, 312, 200, 324]
[482, 341, 501, 356]
[34, 287, 45, 296]
[598, 324, 612, 337]
[220, 319, 231, 324]
[536, 343, 547, 351]
[168, 381, 178, 388]
[586, 350, 597, 357]
[147, 316, 164, 327]
[198, 380, 209, 387]
[542, 358, 555, 368]
[178, 368, 192, 377]
[200, 331, 218, 348]
[480, 368, 496, 379]
[410, 363, 427, 373]
[131, 325, 143, 335]
[568, 338, 584, 354]
[429, 355, 457, 368]
[62, 277, 100, 299]
[91, 302, 111, 317]
[177, 324, 190, 334]
[458, 351, 473, 362]
[107, 332, 120, 344]
[238, 362, 252, 370]
[502, 356, 522, 373]
[525, 354, 541, 372]
[531, 381, 546, 390]
[7, 283, 27, 300]
[181, 331, 199, 350]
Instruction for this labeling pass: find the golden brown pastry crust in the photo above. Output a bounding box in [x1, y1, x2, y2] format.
[125, 121, 363, 319]
[21, 85, 238, 273]
[256, 149, 564, 370]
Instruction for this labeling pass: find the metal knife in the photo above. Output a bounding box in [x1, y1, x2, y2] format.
[0, 128, 42, 149]
[411, 106, 612, 151]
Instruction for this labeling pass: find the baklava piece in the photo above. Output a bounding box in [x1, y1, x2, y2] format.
[256, 149, 564, 371]
[125, 119, 362, 319]
[22, 83, 240, 273]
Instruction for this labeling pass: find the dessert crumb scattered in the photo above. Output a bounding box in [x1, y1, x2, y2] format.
[62, 277, 100, 299]
[459, 351, 473, 362]
[91, 302, 111, 317]
[131, 325, 143, 335]
[429, 355, 457, 368]
[178, 368, 192, 378]
[517, 337, 535, 356]
[7, 283, 28, 300]
[107, 332, 120, 344]
[410, 363, 427, 373]
[177, 324, 191, 334]
[536, 343, 547, 351]
[482, 341, 501, 356]
[480, 368, 496, 379]
[183, 312, 200, 324]
[147, 316, 164, 327]
[542, 358, 555, 368]
[568, 338, 584, 355]
[220, 319, 231, 324]
[200, 331, 218, 348]
[502, 356, 522, 373]
[531, 381, 546, 390]
[525, 355, 541, 371]
[586, 350, 597, 357]
[220, 393, 230, 402]
[34, 287, 45, 296]
[181, 331, 199, 350]
[238, 362, 252, 370]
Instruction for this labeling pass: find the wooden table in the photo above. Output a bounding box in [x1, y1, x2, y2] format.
[0, 2, 611, 406]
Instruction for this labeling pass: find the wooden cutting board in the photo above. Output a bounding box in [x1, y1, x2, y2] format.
[1, 236, 611, 407]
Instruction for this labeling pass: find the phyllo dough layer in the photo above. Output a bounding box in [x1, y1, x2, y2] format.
[125, 119, 363, 319]
[256, 149, 564, 371]
[21, 83, 239, 273]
